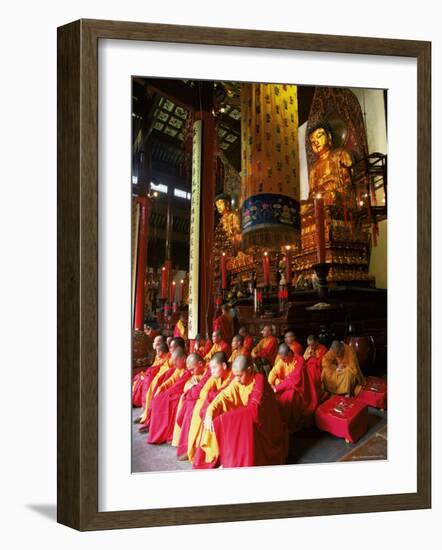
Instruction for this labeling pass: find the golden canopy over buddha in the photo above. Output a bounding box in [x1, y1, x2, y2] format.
[308, 124, 353, 202]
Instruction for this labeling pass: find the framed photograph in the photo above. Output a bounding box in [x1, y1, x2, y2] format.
[57, 19, 431, 530]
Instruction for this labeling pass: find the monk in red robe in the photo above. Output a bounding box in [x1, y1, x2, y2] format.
[171, 353, 213, 460]
[173, 312, 188, 340]
[284, 330, 304, 356]
[200, 334, 213, 358]
[213, 304, 234, 345]
[251, 325, 279, 367]
[228, 334, 250, 366]
[270, 343, 317, 432]
[203, 330, 231, 363]
[137, 337, 185, 430]
[132, 334, 166, 407]
[170, 353, 208, 452]
[188, 352, 234, 466]
[146, 348, 192, 444]
[303, 334, 328, 403]
[238, 326, 254, 353]
[189, 333, 203, 353]
[200, 355, 287, 468]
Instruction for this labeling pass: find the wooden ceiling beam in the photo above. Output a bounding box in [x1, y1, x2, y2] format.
[134, 77, 202, 111]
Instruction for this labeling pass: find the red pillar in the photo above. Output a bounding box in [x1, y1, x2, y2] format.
[134, 197, 150, 329]
[198, 85, 216, 337]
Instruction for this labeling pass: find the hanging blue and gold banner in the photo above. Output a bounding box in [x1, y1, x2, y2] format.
[240, 83, 301, 249]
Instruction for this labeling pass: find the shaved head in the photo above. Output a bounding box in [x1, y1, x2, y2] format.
[232, 334, 243, 350]
[232, 355, 253, 385]
[171, 348, 187, 371]
[261, 325, 273, 338]
[157, 342, 169, 354]
[278, 343, 292, 357]
[209, 351, 229, 379]
[170, 337, 185, 352]
[307, 334, 318, 345]
[331, 340, 345, 357]
[171, 348, 186, 361]
[232, 355, 249, 373]
[186, 352, 205, 375]
[211, 351, 228, 365]
[186, 352, 203, 366]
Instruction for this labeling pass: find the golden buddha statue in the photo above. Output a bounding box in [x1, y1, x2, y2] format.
[215, 194, 241, 250]
[308, 124, 353, 202]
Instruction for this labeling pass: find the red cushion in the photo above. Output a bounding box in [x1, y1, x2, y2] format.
[315, 395, 368, 443]
[356, 376, 387, 410]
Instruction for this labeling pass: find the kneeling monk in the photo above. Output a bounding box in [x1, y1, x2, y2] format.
[321, 340, 366, 397]
[303, 334, 328, 402]
[228, 334, 250, 366]
[269, 343, 317, 432]
[251, 325, 279, 370]
[134, 341, 170, 419]
[132, 334, 167, 407]
[238, 326, 254, 353]
[203, 330, 231, 363]
[189, 352, 234, 467]
[170, 353, 209, 458]
[284, 330, 304, 356]
[199, 356, 287, 468]
[147, 348, 195, 444]
[138, 340, 184, 431]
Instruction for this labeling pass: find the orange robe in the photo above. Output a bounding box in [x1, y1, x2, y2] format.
[213, 313, 234, 345]
[200, 339, 213, 357]
[268, 355, 300, 387]
[251, 336, 279, 365]
[203, 340, 231, 363]
[173, 319, 187, 340]
[288, 340, 304, 356]
[196, 373, 287, 468]
[269, 354, 319, 432]
[188, 372, 234, 465]
[147, 367, 192, 444]
[243, 334, 254, 353]
[132, 353, 163, 406]
[171, 368, 208, 448]
[138, 358, 172, 426]
[321, 343, 366, 395]
[133, 354, 169, 409]
[228, 346, 250, 366]
[304, 344, 328, 402]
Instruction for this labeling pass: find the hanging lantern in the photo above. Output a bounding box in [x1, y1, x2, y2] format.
[240, 83, 301, 250]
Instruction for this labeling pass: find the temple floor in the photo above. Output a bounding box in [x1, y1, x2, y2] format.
[131, 407, 387, 473]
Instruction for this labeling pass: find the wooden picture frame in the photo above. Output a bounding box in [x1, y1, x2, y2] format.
[57, 19, 431, 531]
